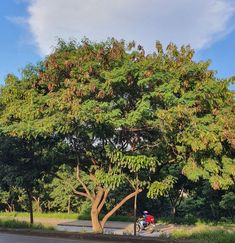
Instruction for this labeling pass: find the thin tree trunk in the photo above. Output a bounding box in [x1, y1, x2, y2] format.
[171, 206, 176, 217]
[133, 193, 137, 236]
[6, 203, 12, 212]
[210, 204, 217, 219]
[67, 195, 71, 214]
[27, 190, 34, 224]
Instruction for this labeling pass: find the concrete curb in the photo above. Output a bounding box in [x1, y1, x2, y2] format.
[0, 228, 193, 243]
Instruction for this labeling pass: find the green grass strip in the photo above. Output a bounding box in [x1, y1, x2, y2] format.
[0, 218, 54, 230]
[171, 226, 235, 243]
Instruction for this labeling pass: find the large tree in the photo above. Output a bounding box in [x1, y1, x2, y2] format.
[0, 38, 234, 232]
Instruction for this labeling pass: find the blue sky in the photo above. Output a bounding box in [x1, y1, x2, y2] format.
[0, 1, 39, 83]
[0, 0, 235, 90]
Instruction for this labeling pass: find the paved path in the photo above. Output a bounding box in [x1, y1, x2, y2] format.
[58, 220, 131, 229]
[57, 220, 134, 235]
[57, 220, 168, 237]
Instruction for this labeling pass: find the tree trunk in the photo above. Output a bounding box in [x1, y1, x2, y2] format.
[210, 204, 217, 220]
[6, 203, 12, 212]
[133, 193, 137, 236]
[27, 190, 34, 224]
[91, 206, 103, 233]
[171, 206, 176, 217]
[68, 168, 142, 234]
[67, 195, 71, 214]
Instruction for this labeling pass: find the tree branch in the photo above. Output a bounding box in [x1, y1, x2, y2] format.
[71, 187, 90, 198]
[98, 189, 109, 214]
[76, 162, 94, 201]
[101, 189, 142, 228]
[55, 173, 93, 200]
[176, 188, 184, 208]
[93, 188, 104, 209]
[126, 177, 136, 191]
[118, 127, 155, 132]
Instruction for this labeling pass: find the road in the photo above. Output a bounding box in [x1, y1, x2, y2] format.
[0, 233, 120, 243]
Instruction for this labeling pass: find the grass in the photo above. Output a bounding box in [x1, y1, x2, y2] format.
[74, 213, 133, 222]
[0, 212, 78, 220]
[0, 218, 54, 230]
[0, 211, 133, 222]
[196, 220, 235, 228]
[170, 225, 235, 243]
[158, 216, 235, 227]
[106, 215, 133, 222]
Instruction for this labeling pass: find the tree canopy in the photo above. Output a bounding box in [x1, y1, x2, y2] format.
[0, 38, 234, 232]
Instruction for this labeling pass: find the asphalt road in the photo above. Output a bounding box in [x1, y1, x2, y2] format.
[0, 233, 119, 243]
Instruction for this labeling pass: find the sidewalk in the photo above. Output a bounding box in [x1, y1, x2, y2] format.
[56, 220, 184, 237]
[58, 220, 132, 229]
[57, 220, 135, 235]
[56, 220, 165, 237]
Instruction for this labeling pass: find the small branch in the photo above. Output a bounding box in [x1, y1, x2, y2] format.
[55, 173, 93, 200]
[76, 162, 94, 200]
[140, 142, 161, 150]
[65, 181, 91, 199]
[165, 141, 178, 157]
[91, 158, 97, 165]
[101, 189, 142, 228]
[98, 189, 109, 214]
[71, 188, 89, 198]
[32, 196, 37, 202]
[126, 177, 136, 191]
[120, 141, 128, 150]
[118, 127, 155, 132]
[90, 173, 97, 183]
[176, 188, 184, 208]
[93, 188, 104, 209]
[108, 138, 116, 148]
[169, 194, 174, 206]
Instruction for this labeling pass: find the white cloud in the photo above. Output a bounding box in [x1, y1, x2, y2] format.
[26, 0, 235, 55]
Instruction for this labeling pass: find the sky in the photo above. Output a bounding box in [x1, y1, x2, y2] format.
[0, 0, 235, 90]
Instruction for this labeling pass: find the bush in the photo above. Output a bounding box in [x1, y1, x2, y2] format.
[159, 214, 197, 225]
[77, 200, 91, 220]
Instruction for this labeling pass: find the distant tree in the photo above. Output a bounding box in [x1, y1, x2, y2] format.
[161, 164, 191, 217]
[220, 191, 235, 219]
[0, 186, 27, 212]
[46, 164, 82, 213]
[0, 134, 61, 223]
